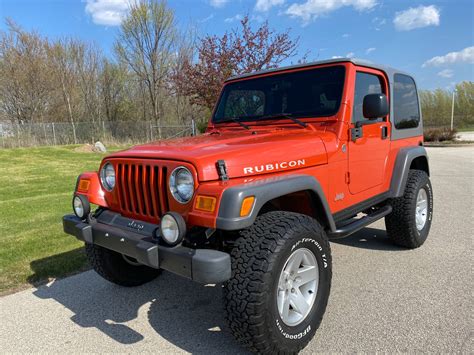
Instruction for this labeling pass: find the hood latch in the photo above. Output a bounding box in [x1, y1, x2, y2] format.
[216, 160, 229, 181]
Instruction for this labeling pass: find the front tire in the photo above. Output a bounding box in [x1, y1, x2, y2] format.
[385, 169, 433, 249]
[224, 212, 332, 354]
[85, 244, 161, 287]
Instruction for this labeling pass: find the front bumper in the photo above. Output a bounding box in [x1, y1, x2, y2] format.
[63, 212, 231, 284]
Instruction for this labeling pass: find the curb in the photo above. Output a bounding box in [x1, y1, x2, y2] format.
[424, 143, 474, 148]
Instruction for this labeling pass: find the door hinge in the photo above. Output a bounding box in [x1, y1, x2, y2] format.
[351, 127, 362, 142]
[345, 172, 350, 184]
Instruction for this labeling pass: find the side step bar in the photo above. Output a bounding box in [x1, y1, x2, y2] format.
[328, 205, 392, 240]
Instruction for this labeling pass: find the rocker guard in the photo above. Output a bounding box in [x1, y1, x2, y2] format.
[62, 212, 231, 284]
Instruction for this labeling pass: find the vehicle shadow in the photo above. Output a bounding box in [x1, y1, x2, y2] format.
[331, 227, 405, 251]
[32, 268, 247, 354]
[27, 248, 89, 286]
[28, 228, 400, 352]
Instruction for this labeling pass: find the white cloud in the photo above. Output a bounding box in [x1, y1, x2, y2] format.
[210, 0, 229, 8]
[372, 16, 386, 30]
[342, 33, 350, 38]
[285, 0, 377, 24]
[85, 0, 130, 26]
[251, 14, 265, 23]
[224, 14, 243, 23]
[393, 5, 440, 31]
[372, 16, 386, 25]
[255, 0, 285, 12]
[423, 46, 474, 67]
[331, 53, 356, 59]
[199, 14, 215, 23]
[437, 69, 454, 78]
[366, 47, 376, 54]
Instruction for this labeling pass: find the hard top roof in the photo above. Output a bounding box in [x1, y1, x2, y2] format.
[226, 58, 407, 82]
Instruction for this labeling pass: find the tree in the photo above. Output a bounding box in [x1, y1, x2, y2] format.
[100, 59, 130, 122]
[115, 0, 178, 124]
[0, 19, 52, 124]
[420, 82, 474, 129]
[48, 40, 81, 143]
[176, 16, 300, 111]
[74, 42, 102, 124]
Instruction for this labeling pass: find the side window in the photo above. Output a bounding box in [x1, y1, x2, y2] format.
[393, 74, 420, 129]
[352, 72, 384, 123]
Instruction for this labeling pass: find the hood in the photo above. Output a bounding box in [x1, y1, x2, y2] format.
[108, 128, 329, 181]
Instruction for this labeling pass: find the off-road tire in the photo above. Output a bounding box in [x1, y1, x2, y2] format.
[85, 243, 160, 287]
[385, 169, 433, 249]
[224, 211, 332, 354]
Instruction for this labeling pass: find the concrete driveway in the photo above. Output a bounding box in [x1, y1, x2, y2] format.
[457, 131, 474, 141]
[1, 147, 473, 353]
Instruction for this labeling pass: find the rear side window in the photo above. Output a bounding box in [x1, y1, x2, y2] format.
[352, 72, 384, 123]
[393, 74, 420, 129]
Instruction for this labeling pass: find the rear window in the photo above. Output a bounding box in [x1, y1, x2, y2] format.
[393, 74, 420, 129]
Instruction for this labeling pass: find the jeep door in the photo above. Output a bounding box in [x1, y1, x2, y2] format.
[348, 68, 390, 194]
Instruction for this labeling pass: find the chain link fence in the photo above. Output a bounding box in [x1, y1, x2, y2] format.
[0, 120, 196, 148]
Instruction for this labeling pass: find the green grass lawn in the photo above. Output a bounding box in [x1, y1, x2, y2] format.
[0, 145, 126, 294]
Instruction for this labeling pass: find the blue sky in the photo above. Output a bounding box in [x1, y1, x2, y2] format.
[0, 0, 472, 90]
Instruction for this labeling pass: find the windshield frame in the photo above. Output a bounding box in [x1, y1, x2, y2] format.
[211, 63, 348, 125]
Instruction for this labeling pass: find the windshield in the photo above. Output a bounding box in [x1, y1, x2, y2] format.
[213, 65, 345, 123]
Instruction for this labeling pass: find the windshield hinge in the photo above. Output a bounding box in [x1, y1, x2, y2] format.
[216, 160, 229, 181]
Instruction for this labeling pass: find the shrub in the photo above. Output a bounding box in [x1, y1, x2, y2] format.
[424, 127, 458, 142]
[196, 119, 209, 133]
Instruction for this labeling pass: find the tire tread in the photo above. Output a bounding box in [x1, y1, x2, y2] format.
[385, 169, 432, 249]
[224, 211, 331, 354]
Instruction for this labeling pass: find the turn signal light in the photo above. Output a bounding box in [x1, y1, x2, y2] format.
[195, 195, 217, 212]
[240, 196, 255, 217]
[77, 179, 90, 192]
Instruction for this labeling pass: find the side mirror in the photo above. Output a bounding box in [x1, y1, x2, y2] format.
[363, 93, 389, 120]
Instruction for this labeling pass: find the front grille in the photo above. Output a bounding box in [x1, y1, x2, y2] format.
[116, 163, 168, 221]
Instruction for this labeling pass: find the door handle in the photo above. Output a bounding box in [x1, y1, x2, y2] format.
[381, 126, 388, 139]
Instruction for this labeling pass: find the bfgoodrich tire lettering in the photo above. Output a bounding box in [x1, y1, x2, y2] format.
[385, 169, 433, 249]
[224, 211, 332, 354]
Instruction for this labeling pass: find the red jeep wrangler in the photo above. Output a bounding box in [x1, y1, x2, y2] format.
[64, 58, 433, 354]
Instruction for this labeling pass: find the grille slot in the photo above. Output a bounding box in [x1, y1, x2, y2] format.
[116, 163, 165, 220]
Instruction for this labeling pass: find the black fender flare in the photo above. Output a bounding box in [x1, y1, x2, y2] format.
[389, 146, 429, 197]
[215, 174, 336, 232]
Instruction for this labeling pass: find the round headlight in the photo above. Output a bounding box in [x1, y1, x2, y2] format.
[73, 194, 90, 219]
[100, 162, 115, 191]
[160, 212, 186, 246]
[169, 167, 194, 203]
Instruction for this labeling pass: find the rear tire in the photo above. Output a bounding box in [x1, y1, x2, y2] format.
[385, 170, 433, 249]
[224, 211, 332, 354]
[85, 244, 160, 287]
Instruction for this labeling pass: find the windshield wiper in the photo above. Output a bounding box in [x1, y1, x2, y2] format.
[217, 117, 250, 130]
[259, 113, 308, 127]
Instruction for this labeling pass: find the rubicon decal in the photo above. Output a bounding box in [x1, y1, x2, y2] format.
[244, 159, 306, 174]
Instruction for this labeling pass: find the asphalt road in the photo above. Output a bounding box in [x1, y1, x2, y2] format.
[1, 147, 473, 354]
